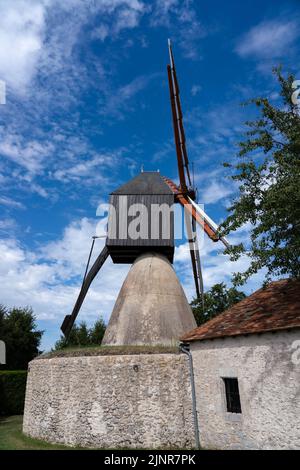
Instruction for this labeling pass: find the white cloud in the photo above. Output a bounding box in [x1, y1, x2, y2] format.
[41, 218, 102, 276]
[187, 101, 244, 156]
[151, 0, 206, 59]
[0, 132, 53, 175]
[0, 218, 17, 231]
[92, 24, 110, 42]
[101, 73, 159, 118]
[236, 18, 300, 59]
[0, 0, 146, 96]
[0, 0, 45, 94]
[198, 180, 234, 205]
[52, 152, 117, 184]
[113, 1, 145, 34]
[0, 126, 128, 198]
[152, 140, 174, 163]
[191, 84, 201, 96]
[0, 195, 25, 209]
[150, 0, 178, 27]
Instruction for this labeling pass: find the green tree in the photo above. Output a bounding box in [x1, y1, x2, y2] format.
[54, 323, 80, 350]
[221, 68, 300, 285]
[89, 318, 106, 345]
[54, 317, 106, 350]
[0, 305, 6, 332]
[190, 283, 246, 326]
[0, 307, 43, 370]
[76, 322, 90, 346]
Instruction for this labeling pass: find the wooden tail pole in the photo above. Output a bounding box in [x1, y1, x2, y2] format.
[61, 245, 109, 338]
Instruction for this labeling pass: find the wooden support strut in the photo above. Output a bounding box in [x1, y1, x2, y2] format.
[163, 177, 219, 242]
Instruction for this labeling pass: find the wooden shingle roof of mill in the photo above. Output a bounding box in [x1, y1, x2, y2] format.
[181, 278, 300, 342]
[112, 171, 173, 195]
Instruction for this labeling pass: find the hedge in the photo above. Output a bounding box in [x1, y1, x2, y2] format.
[0, 371, 28, 415]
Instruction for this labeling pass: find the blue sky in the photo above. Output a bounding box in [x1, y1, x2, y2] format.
[0, 0, 299, 350]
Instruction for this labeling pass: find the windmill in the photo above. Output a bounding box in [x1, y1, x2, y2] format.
[60, 41, 229, 343]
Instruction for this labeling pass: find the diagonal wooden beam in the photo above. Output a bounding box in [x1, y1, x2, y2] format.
[61, 245, 109, 338]
[163, 176, 219, 242]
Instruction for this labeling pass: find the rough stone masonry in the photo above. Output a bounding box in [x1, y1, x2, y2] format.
[23, 353, 194, 449]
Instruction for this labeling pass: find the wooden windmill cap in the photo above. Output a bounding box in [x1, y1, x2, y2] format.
[102, 252, 196, 346]
[111, 171, 174, 195]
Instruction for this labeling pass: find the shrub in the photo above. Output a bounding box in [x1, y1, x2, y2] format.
[0, 371, 27, 415]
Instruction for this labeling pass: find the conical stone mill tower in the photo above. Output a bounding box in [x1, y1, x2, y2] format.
[102, 171, 197, 347]
[23, 42, 228, 449]
[102, 251, 195, 346]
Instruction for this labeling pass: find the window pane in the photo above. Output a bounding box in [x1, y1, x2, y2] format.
[223, 378, 242, 413]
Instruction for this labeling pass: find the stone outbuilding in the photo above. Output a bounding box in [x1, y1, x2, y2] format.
[181, 279, 300, 450]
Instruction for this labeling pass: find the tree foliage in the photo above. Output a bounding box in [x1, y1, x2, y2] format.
[0, 305, 5, 332]
[89, 318, 107, 345]
[0, 306, 43, 370]
[221, 68, 300, 285]
[190, 283, 246, 326]
[54, 318, 106, 350]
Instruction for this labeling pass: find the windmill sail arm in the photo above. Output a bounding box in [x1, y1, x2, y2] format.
[184, 209, 201, 298]
[178, 193, 218, 241]
[60, 245, 109, 338]
[187, 196, 218, 231]
[168, 39, 192, 188]
[162, 176, 217, 240]
[192, 215, 204, 299]
[189, 248, 201, 298]
[162, 176, 230, 247]
[167, 64, 187, 192]
[187, 196, 230, 249]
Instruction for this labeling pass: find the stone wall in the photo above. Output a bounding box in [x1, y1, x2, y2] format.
[23, 353, 194, 449]
[191, 329, 300, 450]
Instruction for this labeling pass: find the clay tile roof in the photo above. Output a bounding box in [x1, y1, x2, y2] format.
[181, 279, 300, 342]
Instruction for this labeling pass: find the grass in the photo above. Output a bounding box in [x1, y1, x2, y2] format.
[39, 344, 179, 359]
[0, 415, 74, 450]
[0, 416, 194, 450]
